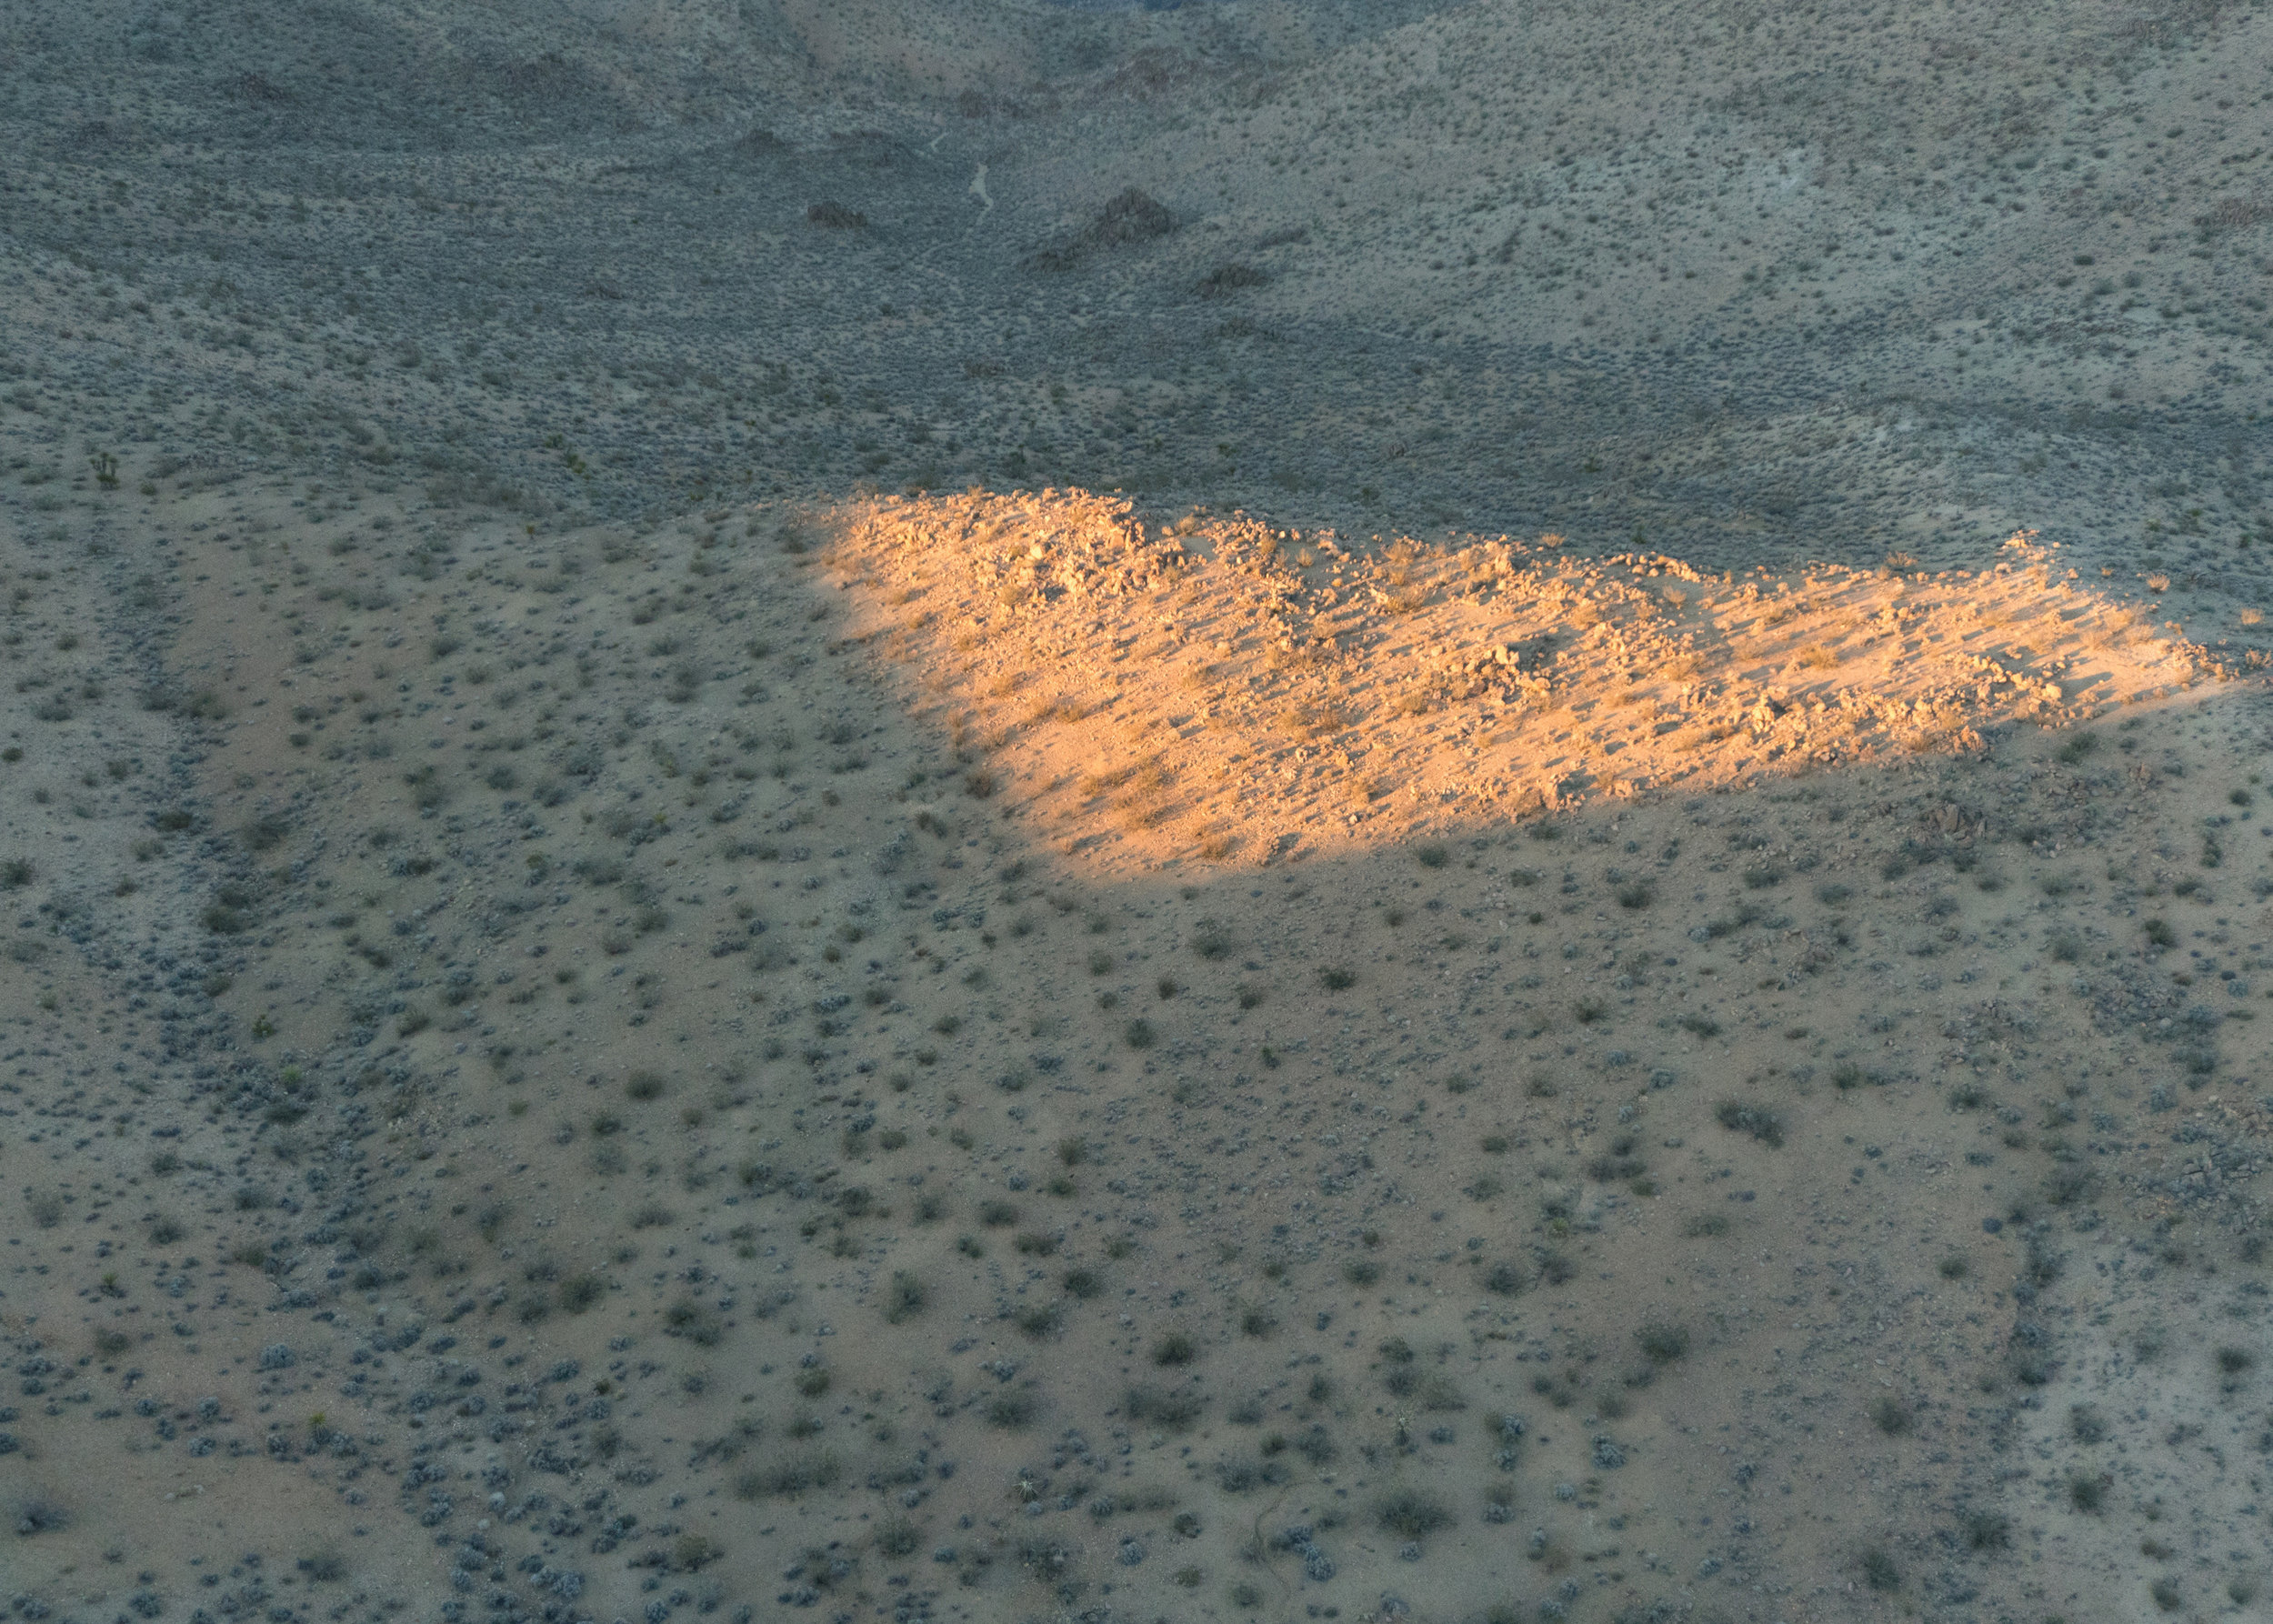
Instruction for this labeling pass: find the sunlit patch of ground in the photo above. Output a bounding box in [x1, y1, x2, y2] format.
[816, 487, 2237, 868]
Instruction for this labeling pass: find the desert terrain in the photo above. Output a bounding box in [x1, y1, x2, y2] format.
[3, 3, 2271, 1623]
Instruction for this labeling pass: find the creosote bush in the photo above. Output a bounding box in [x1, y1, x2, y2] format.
[1125, 1386, 1202, 1429]
[884, 1271, 927, 1324]
[1636, 1323, 1689, 1364]
[1374, 1489, 1451, 1540]
[1152, 1331, 1197, 1367]
[1715, 1101, 1786, 1148]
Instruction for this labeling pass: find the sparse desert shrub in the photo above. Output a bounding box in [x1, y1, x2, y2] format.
[1636, 1323, 1689, 1364]
[1124, 1385, 1202, 1430]
[1715, 1101, 1786, 1148]
[885, 1271, 927, 1324]
[1963, 1509, 2010, 1550]
[736, 1452, 839, 1499]
[1197, 262, 1270, 298]
[1317, 966, 1357, 991]
[243, 811, 292, 852]
[1870, 1396, 1912, 1435]
[1861, 1548, 1900, 1590]
[807, 201, 866, 229]
[986, 1388, 1036, 1429]
[1419, 1376, 1465, 1411]
[1375, 1489, 1451, 1540]
[1683, 1212, 1729, 1238]
[15, 1495, 67, 1535]
[669, 1534, 720, 1572]
[1016, 1536, 1073, 1584]
[1152, 1331, 1197, 1367]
